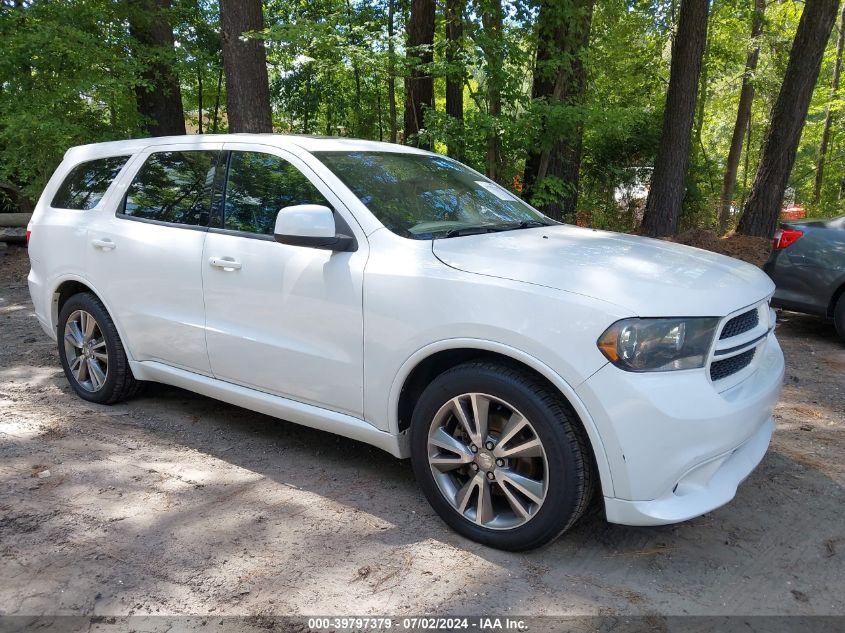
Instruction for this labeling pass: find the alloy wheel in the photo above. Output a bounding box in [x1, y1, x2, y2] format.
[63, 309, 109, 392]
[426, 393, 549, 530]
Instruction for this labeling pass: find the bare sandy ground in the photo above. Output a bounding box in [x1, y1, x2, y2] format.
[1, 243, 843, 619]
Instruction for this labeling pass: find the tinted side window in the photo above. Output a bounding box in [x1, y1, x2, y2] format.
[51, 156, 129, 210]
[223, 151, 329, 235]
[123, 151, 218, 226]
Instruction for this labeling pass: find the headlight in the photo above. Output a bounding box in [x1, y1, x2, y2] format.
[597, 317, 719, 372]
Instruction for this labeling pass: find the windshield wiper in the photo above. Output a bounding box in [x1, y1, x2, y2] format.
[440, 220, 550, 239]
[442, 225, 501, 238]
[487, 219, 551, 232]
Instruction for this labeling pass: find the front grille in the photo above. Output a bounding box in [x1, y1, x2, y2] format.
[710, 349, 755, 381]
[720, 308, 759, 340]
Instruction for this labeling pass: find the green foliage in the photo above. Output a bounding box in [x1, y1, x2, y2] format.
[173, 0, 225, 133]
[262, 0, 397, 138]
[0, 0, 144, 203]
[1, 0, 844, 223]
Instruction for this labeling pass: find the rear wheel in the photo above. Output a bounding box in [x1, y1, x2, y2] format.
[58, 293, 142, 404]
[410, 361, 594, 550]
[835, 294, 845, 342]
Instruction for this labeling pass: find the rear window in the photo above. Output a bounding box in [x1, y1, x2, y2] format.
[51, 156, 130, 210]
[122, 151, 219, 227]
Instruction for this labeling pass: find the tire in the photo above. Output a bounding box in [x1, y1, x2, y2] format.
[835, 294, 845, 342]
[410, 361, 595, 551]
[57, 292, 142, 404]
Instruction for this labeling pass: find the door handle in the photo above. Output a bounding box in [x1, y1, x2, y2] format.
[91, 238, 116, 250]
[209, 256, 242, 271]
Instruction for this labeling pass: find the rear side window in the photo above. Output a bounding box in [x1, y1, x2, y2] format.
[223, 151, 329, 235]
[51, 156, 129, 210]
[123, 151, 219, 226]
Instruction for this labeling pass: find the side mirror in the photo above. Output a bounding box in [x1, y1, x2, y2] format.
[273, 204, 355, 252]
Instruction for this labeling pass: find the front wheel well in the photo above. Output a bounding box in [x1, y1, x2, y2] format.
[397, 349, 584, 434]
[397, 348, 602, 495]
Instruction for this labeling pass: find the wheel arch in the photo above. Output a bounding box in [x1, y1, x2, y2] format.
[389, 339, 615, 497]
[50, 275, 135, 361]
[827, 276, 845, 318]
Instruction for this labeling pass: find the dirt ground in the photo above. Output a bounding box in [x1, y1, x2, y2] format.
[1, 243, 844, 620]
[664, 229, 773, 268]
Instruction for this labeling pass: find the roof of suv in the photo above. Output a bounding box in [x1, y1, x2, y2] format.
[63, 134, 429, 162]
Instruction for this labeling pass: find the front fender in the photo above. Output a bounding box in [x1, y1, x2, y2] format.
[387, 337, 615, 497]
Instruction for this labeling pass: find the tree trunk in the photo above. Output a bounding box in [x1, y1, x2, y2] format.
[641, 0, 709, 236]
[741, 108, 753, 206]
[129, 0, 186, 137]
[813, 3, 845, 203]
[692, 24, 719, 200]
[387, 0, 398, 143]
[737, 0, 840, 237]
[219, 0, 273, 133]
[212, 65, 223, 133]
[479, 0, 504, 180]
[719, 0, 765, 232]
[377, 87, 384, 140]
[404, 0, 435, 148]
[445, 0, 465, 160]
[523, 0, 595, 221]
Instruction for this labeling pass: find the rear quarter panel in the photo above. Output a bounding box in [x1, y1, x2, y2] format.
[27, 150, 138, 338]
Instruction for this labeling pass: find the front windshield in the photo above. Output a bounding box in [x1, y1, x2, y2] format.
[314, 151, 550, 239]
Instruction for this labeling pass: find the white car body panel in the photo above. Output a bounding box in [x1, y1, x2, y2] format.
[432, 225, 775, 317]
[360, 228, 632, 427]
[130, 360, 403, 456]
[200, 142, 368, 417]
[26, 134, 785, 528]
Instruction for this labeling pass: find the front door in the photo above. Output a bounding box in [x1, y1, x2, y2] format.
[201, 144, 367, 417]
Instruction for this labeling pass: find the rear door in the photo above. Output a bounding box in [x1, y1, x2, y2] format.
[201, 143, 367, 417]
[85, 143, 223, 374]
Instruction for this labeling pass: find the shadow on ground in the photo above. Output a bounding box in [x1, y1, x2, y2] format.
[1, 245, 843, 617]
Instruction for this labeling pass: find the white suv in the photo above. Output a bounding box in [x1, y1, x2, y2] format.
[27, 134, 784, 550]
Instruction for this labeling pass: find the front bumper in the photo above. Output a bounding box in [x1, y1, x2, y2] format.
[604, 416, 773, 525]
[576, 330, 784, 526]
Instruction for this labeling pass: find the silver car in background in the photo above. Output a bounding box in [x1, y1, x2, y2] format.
[764, 215, 845, 340]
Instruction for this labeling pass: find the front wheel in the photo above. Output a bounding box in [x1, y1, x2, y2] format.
[410, 361, 595, 551]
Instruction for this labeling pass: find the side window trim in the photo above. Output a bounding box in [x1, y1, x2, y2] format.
[115, 212, 211, 232]
[208, 226, 275, 241]
[208, 150, 230, 230]
[116, 148, 224, 231]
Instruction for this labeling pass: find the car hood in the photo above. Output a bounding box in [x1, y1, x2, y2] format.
[432, 225, 774, 316]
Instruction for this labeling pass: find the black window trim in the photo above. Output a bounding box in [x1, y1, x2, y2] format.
[114, 212, 210, 233]
[208, 226, 276, 241]
[50, 154, 132, 212]
[115, 149, 226, 232]
[208, 150, 229, 230]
